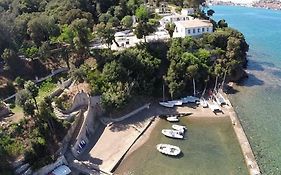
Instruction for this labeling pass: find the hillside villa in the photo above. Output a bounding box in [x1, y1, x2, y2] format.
[173, 19, 213, 37]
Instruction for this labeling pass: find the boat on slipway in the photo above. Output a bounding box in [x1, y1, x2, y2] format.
[162, 129, 184, 139]
[156, 144, 181, 156]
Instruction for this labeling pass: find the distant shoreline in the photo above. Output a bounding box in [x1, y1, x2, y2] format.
[210, 1, 281, 11]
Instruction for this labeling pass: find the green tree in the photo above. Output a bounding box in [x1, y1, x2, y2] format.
[135, 5, 150, 22]
[15, 77, 25, 89]
[27, 15, 59, 45]
[218, 19, 228, 28]
[94, 23, 116, 48]
[165, 22, 176, 38]
[16, 89, 31, 107]
[207, 9, 215, 17]
[24, 80, 39, 110]
[22, 99, 36, 118]
[121, 15, 133, 29]
[70, 18, 91, 54]
[134, 22, 155, 42]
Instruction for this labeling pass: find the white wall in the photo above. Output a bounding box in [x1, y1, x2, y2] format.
[174, 26, 213, 38]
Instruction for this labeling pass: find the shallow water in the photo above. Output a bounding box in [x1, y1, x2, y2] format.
[212, 5, 281, 174]
[115, 117, 248, 175]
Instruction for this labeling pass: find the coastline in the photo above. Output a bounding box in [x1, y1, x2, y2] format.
[222, 90, 261, 175]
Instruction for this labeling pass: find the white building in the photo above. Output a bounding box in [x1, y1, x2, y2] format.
[181, 8, 195, 16]
[159, 15, 194, 26]
[173, 19, 213, 38]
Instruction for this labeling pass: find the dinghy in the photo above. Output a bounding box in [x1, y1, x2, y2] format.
[156, 144, 181, 156]
[172, 124, 187, 133]
[166, 116, 179, 122]
[162, 129, 184, 139]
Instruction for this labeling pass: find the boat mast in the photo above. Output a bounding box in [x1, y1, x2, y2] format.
[221, 69, 227, 91]
[214, 76, 218, 92]
[162, 83, 165, 102]
[193, 78, 196, 96]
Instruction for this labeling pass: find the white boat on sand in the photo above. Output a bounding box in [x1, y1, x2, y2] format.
[181, 96, 200, 103]
[159, 102, 174, 108]
[156, 144, 181, 156]
[166, 116, 179, 122]
[167, 100, 183, 106]
[172, 124, 187, 133]
[162, 129, 184, 139]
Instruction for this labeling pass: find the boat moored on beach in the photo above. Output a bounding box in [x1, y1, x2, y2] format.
[159, 102, 174, 108]
[167, 100, 183, 106]
[181, 96, 200, 103]
[156, 144, 181, 156]
[162, 129, 184, 139]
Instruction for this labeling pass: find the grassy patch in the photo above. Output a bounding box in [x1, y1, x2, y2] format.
[36, 78, 57, 103]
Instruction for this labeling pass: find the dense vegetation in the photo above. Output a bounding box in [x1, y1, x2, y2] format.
[73, 26, 248, 112]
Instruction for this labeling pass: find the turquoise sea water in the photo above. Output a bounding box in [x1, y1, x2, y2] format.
[212, 5, 281, 174]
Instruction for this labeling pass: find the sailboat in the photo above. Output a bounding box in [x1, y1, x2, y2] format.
[159, 83, 175, 108]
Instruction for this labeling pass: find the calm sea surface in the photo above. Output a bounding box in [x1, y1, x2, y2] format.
[115, 117, 248, 175]
[213, 5, 281, 174]
[116, 6, 281, 175]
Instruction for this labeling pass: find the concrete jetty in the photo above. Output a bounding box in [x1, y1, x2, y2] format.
[223, 92, 261, 175]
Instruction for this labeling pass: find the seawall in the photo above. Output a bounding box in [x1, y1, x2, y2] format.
[222, 92, 261, 175]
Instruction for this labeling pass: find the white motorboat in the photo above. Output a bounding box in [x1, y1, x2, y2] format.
[167, 100, 183, 106]
[159, 102, 174, 108]
[162, 129, 184, 139]
[156, 144, 181, 156]
[166, 116, 179, 122]
[172, 124, 187, 133]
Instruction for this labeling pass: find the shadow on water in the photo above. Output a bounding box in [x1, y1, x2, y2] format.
[246, 59, 265, 71]
[238, 73, 264, 87]
[158, 151, 184, 159]
[225, 85, 239, 94]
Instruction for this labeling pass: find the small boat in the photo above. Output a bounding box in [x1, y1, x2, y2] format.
[159, 102, 174, 108]
[172, 124, 187, 133]
[162, 129, 184, 139]
[166, 116, 179, 122]
[181, 96, 200, 103]
[167, 100, 183, 106]
[156, 144, 181, 156]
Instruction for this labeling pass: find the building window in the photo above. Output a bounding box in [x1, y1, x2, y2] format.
[188, 29, 191, 34]
[207, 28, 209, 32]
[198, 28, 200, 33]
[193, 29, 196, 33]
[202, 28, 205, 32]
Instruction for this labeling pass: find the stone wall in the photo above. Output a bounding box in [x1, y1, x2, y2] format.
[55, 112, 83, 156]
[71, 96, 102, 158]
[64, 91, 89, 113]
